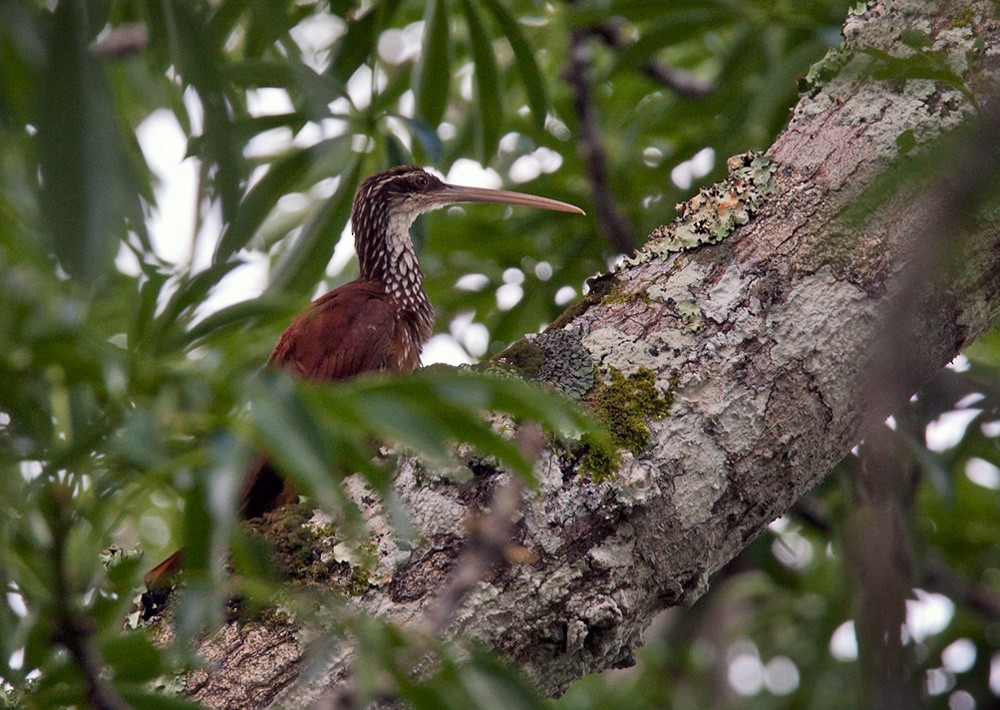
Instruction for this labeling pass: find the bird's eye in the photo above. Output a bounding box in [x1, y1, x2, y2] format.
[413, 173, 430, 189]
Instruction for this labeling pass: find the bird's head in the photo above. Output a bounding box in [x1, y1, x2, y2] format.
[352, 165, 583, 238]
[351, 165, 583, 284]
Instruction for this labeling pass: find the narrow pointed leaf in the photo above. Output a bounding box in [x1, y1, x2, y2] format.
[37, 0, 137, 286]
[246, 375, 361, 513]
[460, 0, 502, 162]
[481, 0, 547, 132]
[329, 0, 402, 84]
[413, 0, 452, 127]
[401, 116, 444, 161]
[174, 295, 297, 348]
[267, 155, 360, 296]
[215, 142, 328, 264]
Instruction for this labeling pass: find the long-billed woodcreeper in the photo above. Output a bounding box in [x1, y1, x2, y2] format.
[144, 165, 584, 590]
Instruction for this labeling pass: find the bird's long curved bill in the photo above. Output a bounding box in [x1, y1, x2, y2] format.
[437, 184, 585, 215]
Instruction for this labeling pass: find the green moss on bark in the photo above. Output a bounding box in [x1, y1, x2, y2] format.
[592, 368, 674, 451]
[949, 6, 976, 28]
[244, 502, 371, 596]
[489, 339, 546, 379]
[576, 367, 676, 480]
[245, 502, 325, 581]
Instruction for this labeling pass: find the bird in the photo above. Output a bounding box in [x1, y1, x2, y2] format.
[142, 165, 584, 593]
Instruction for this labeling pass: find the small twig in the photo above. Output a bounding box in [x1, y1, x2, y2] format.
[57, 616, 131, 710]
[587, 20, 715, 99]
[862, 91, 1000, 424]
[48, 485, 130, 710]
[843, 435, 918, 707]
[88, 23, 149, 58]
[924, 558, 1000, 620]
[321, 427, 546, 709]
[845, 84, 1000, 707]
[320, 478, 531, 709]
[563, 30, 636, 255]
[425, 477, 528, 633]
[788, 495, 833, 535]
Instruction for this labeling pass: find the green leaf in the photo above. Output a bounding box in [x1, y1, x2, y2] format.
[965, 329, 1000, 368]
[267, 155, 361, 296]
[481, 0, 548, 132]
[205, 0, 252, 51]
[148, 260, 243, 349]
[325, 368, 601, 481]
[458, 647, 544, 709]
[152, 1, 245, 226]
[99, 634, 163, 684]
[372, 63, 417, 114]
[225, 59, 294, 88]
[117, 691, 205, 710]
[413, 0, 452, 127]
[386, 133, 410, 167]
[459, 0, 502, 163]
[175, 294, 297, 348]
[236, 366, 601, 500]
[607, 7, 733, 74]
[176, 433, 249, 613]
[215, 140, 346, 264]
[400, 116, 444, 161]
[569, 0, 721, 23]
[245, 374, 363, 512]
[288, 55, 348, 121]
[127, 265, 169, 351]
[37, 0, 138, 286]
[896, 129, 917, 154]
[899, 28, 933, 50]
[215, 154, 310, 263]
[863, 47, 976, 106]
[352, 391, 459, 462]
[329, 0, 402, 84]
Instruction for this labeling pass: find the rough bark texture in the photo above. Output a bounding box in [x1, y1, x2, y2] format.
[171, 2, 1000, 706]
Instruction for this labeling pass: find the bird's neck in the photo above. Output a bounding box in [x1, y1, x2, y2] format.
[356, 217, 434, 334]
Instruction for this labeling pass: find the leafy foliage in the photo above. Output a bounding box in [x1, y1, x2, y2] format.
[1, 0, 998, 707]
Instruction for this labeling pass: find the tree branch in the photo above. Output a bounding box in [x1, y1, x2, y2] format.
[49, 487, 130, 710]
[563, 29, 637, 255]
[586, 19, 715, 99]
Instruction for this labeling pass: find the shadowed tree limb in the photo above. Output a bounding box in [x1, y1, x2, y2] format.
[563, 28, 636, 255]
[586, 19, 716, 99]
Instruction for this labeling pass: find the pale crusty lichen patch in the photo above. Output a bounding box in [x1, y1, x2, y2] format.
[654, 406, 730, 529]
[582, 326, 694, 376]
[768, 268, 872, 425]
[623, 152, 778, 266]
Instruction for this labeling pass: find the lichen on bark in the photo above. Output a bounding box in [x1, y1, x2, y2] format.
[624, 151, 778, 266]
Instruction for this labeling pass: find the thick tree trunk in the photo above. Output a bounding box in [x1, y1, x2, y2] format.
[174, 2, 1000, 706]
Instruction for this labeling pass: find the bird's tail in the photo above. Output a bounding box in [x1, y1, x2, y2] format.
[143, 548, 183, 592]
[141, 455, 298, 593]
